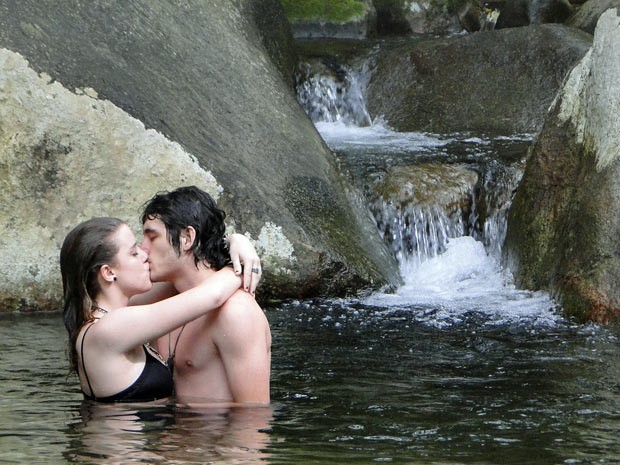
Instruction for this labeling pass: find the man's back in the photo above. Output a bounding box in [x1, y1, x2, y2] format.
[157, 289, 271, 404]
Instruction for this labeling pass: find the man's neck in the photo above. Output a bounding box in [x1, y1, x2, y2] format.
[170, 261, 218, 293]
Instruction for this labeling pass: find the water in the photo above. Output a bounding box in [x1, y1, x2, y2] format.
[3, 309, 620, 464]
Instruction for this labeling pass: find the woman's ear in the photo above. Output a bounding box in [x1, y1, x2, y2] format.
[99, 264, 117, 283]
[181, 226, 197, 251]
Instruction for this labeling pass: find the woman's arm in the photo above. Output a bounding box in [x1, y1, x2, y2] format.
[126, 233, 260, 308]
[94, 267, 242, 353]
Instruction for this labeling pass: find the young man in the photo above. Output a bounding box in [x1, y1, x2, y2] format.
[140, 186, 271, 405]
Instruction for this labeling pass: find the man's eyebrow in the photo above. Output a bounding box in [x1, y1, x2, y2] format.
[142, 227, 158, 235]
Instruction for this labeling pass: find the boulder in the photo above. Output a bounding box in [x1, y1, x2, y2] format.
[366, 24, 591, 134]
[0, 0, 401, 311]
[503, 9, 620, 322]
[237, 0, 299, 87]
[380, 0, 463, 34]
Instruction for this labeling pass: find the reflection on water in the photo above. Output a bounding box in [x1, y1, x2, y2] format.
[0, 314, 272, 465]
[66, 402, 272, 464]
[2, 308, 620, 464]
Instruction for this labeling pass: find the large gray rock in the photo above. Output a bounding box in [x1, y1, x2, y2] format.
[0, 0, 401, 311]
[366, 24, 591, 135]
[503, 9, 620, 323]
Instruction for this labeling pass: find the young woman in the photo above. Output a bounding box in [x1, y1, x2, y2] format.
[61, 217, 257, 402]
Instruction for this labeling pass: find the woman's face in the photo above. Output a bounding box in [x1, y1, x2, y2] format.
[110, 224, 152, 296]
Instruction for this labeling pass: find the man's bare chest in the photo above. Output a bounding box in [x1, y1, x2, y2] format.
[170, 320, 220, 374]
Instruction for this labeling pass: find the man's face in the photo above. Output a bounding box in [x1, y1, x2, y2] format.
[141, 217, 182, 283]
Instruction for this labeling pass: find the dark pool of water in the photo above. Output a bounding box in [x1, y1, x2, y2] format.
[2, 302, 620, 465]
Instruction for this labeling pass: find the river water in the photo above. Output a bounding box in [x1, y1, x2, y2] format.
[2, 303, 620, 464]
[4, 48, 620, 465]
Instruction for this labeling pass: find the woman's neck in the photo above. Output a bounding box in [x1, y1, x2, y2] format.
[95, 291, 130, 312]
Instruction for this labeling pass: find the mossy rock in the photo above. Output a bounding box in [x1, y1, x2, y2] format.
[281, 0, 367, 22]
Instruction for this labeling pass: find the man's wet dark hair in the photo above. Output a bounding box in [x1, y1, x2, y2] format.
[141, 186, 230, 270]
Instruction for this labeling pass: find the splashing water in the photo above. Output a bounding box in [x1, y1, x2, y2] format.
[296, 64, 372, 126]
[364, 237, 560, 328]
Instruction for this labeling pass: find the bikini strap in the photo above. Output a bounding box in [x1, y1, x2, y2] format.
[80, 322, 98, 400]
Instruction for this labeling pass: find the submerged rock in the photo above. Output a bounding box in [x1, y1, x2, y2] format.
[370, 164, 479, 263]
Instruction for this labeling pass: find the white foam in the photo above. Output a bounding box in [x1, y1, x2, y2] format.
[315, 119, 452, 153]
[365, 237, 561, 327]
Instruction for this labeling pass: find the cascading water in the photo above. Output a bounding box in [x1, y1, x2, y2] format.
[296, 59, 559, 325]
[296, 62, 373, 127]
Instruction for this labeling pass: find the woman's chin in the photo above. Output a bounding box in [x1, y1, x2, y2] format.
[140, 281, 153, 293]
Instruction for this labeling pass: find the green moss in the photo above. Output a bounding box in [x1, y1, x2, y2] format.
[280, 0, 366, 22]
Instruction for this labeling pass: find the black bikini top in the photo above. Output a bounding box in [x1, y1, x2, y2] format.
[80, 322, 174, 403]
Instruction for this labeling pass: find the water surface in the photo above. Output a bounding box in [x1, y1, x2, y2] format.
[2, 304, 620, 464]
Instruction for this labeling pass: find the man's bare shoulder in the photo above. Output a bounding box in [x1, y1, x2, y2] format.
[209, 290, 270, 350]
[214, 290, 266, 324]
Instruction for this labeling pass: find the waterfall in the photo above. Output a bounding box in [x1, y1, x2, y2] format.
[295, 54, 557, 321]
[374, 203, 466, 265]
[471, 161, 524, 258]
[296, 62, 372, 126]
[295, 62, 526, 271]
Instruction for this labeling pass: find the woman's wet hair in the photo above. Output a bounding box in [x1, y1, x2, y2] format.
[60, 217, 124, 373]
[141, 186, 230, 270]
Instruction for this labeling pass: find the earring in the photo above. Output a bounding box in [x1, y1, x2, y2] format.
[113, 276, 117, 281]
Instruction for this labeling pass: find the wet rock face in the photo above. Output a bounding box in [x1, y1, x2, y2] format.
[366, 24, 592, 135]
[371, 164, 479, 209]
[503, 9, 620, 323]
[0, 0, 401, 310]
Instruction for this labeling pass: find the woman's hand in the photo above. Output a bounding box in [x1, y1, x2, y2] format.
[228, 233, 261, 295]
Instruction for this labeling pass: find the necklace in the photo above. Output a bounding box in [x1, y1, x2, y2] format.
[90, 306, 108, 320]
[166, 324, 187, 375]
